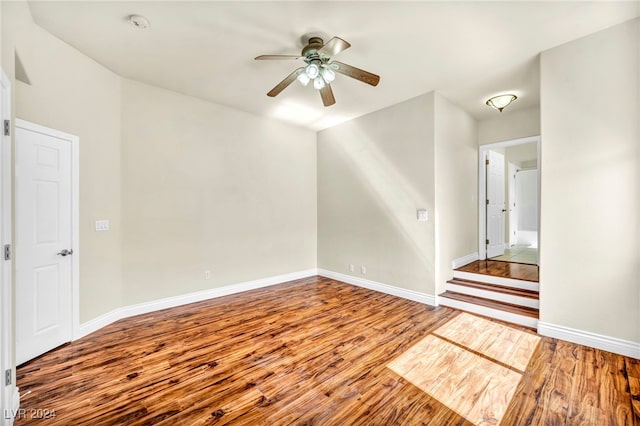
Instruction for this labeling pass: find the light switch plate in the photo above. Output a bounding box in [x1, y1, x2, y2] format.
[95, 220, 109, 231]
[417, 210, 428, 221]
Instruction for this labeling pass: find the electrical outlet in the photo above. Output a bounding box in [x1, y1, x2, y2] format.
[361, 266, 367, 275]
[349, 264, 355, 273]
[204, 270, 211, 280]
[95, 219, 110, 231]
[417, 210, 428, 221]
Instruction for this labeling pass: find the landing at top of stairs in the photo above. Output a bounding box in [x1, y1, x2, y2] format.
[456, 260, 539, 282]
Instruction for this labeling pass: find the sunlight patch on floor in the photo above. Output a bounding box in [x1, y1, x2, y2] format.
[434, 312, 541, 372]
[388, 313, 541, 425]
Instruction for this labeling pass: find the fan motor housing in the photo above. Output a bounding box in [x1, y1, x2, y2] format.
[301, 37, 324, 57]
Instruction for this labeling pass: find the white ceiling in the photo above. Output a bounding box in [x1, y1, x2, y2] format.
[28, 1, 639, 131]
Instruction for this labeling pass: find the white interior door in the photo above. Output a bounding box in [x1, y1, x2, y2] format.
[508, 163, 518, 247]
[516, 169, 539, 247]
[486, 150, 505, 258]
[16, 121, 73, 365]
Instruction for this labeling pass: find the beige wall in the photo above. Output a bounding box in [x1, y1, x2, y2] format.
[2, 3, 317, 322]
[4, 2, 123, 322]
[505, 143, 537, 167]
[120, 80, 317, 304]
[478, 106, 540, 145]
[318, 93, 437, 294]
[540, 18, 639, 343]
[434, 93, 478, 292]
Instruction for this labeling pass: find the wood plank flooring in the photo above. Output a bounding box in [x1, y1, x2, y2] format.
[457, 260, 540, 282]
[16, 276, 638, 425]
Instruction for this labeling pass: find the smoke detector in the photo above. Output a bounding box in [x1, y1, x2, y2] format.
[128, 15, 150, 29]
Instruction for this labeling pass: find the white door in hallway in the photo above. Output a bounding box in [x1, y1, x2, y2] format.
[16, 121, 73, 365]
[508, 162, 518, 248]
[486, 150, 505, 258]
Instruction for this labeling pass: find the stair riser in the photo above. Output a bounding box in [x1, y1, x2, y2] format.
[439, 297, 539, 329]
[446, 283, 539, 309]
[453, 271, 539, 291]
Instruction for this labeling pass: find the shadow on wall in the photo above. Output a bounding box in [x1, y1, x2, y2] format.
[326, 124, 432, 267]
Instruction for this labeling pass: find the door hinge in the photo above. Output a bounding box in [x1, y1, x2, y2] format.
[3, 120, 9, 136]
[486, 239, 490, 245]
[4, 369, 10, 386]
[486, 199, 489, 205]
[485, 159, 489, 165]
[3, 244, 10, 261]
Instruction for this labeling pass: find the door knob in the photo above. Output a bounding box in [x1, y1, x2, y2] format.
[57, 249, 73, 257]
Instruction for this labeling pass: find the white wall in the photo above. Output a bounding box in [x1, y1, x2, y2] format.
[516, 170, 537, 232]
[4, 2, 123, 323]
[317, 91, 477, 296]
[479, 106, 540, 145]
[540, 18, 639, 344]
[505, 142, 537, 167]
[434, 93, 478, 292]
[2, 2, 318, 323]
[318, 93, 436, 295]
[120, 80, 317, 305]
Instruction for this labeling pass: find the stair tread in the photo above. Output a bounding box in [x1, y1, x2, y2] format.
[455, 260, 539, 282]
[440, 291, 539, 318]
[447, 278, 539, 299]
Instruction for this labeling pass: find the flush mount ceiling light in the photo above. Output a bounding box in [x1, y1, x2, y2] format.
[128, 14, 150, 29]
[486, 94, 517, 112]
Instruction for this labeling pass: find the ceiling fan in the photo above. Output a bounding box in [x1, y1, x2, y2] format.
[255, 36, 380, 107]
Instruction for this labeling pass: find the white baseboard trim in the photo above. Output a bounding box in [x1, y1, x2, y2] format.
[76, 269, 318, 340]
[317, 269, 437, 307]
[538, 321, 640, 359]
[451, 252, 478, 269]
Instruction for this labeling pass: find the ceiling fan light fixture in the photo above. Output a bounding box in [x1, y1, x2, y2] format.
[255, 35, 380, 107]
[296, 71, 310, 86]
[486, 94, 517, 112]
[321, 67, 335, 83]
[305, 63, 320, 79]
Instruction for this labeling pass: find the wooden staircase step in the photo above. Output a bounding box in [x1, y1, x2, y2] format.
[455, 260, 539, 282]
[440, 291, 539, 319]
[447, 278, 539, 299]
[452, 270, 539, 292]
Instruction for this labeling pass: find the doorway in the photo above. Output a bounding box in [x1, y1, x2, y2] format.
[14, 119, 79, 365]
[478, 136, 540, 265]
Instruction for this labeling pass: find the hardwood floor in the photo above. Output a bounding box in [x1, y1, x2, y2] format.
[16, 276, 637, 425]
[457, 260, 540, 282]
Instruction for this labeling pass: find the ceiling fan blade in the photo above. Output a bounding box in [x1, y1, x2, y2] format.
[266, 67, 304, 97]
[255, 55, 301, 60]
[318, 37, 351, 57]
[319, 84, 336, 107]
[331, 61, 380, 86]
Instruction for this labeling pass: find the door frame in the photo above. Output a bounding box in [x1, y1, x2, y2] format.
[478, 135, 540, 261]
[1, 68, 19, 424]
[15, 119, 80, 342]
